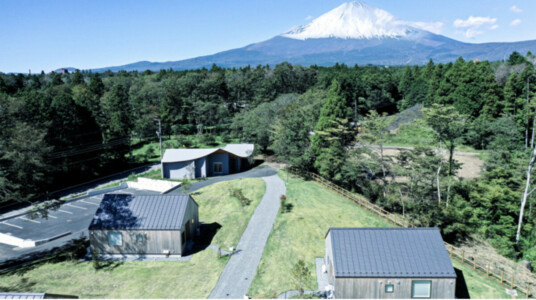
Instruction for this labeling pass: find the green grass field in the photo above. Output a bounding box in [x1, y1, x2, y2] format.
[248, 171, 511, 299]
[193, 178, 266, 249]
[0, 178, 265, 298]
[249, 171, 391, 298]
[451, 260, 512, 299]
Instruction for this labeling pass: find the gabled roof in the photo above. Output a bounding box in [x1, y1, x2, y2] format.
[161, 144, 254, 163]
[88, 194, 195, 230]
[328, 227, 456, 278]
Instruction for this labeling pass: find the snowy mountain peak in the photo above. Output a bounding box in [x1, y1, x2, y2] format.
[282, 1, 417, 40]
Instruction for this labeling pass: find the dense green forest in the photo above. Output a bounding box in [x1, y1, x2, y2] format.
[1, 52, 536, 266]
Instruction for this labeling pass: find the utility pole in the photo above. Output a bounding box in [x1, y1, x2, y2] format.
[155, 118, 162, 160]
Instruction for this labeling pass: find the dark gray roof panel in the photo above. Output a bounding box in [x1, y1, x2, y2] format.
[0, 293, 45, 299]
[329, 228, 456, 278]
[88, 194, 192, 230]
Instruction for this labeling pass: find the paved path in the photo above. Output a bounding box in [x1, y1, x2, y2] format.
[172, 165, 277, 194]
[209, 174, 285, 299]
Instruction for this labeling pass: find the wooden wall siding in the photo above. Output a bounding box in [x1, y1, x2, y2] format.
[90, 230, 183, 255]
[90, 196, 199, 256]
[334, 278, 455, 299]
[183, 197, 199, 245]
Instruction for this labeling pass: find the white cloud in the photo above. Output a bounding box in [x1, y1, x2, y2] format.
[453, 16, 497, 28]
[409, 21, 444, 34]
[305, 15, 314, 21]
[510, 5, 523, 13]
[511, 19, 522, 26]
[453, 16, 497, 38]
[464, 28, 484, 39]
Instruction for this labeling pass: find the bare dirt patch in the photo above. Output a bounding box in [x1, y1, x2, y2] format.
[380, 146, 484, 179]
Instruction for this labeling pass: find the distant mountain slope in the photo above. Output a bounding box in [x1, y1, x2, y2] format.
[90, 2, 536, 72]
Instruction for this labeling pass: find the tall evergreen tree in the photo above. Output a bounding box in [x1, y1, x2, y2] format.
[311, 79, 348, 156]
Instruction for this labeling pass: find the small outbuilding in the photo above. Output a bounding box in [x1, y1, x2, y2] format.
[325, 227, 456, 299]
[161, 143, 254, 179]
[89, 193, 198, 257]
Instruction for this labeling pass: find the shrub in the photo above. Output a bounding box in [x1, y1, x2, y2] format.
[91, 248, 100, 270]
[280, 195, 287, 213]
[291, 259, 311, 298]
[177, 135, 192, 148]
[230, 188, 251, 206]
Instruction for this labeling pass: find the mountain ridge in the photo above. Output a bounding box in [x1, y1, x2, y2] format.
[87, 1, 536, 72]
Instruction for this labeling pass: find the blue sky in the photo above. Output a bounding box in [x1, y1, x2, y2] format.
[1, 0, 536, 73]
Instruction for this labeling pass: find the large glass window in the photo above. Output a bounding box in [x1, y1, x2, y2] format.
[213, 162, 223, 173]
[108, 232, 122, 246]
[411, 280, 431, 298]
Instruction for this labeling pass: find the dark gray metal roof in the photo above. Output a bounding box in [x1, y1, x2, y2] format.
[88, 194, 194, 230]
[0, 293, 45, 299]
[328, 227, 457, 278]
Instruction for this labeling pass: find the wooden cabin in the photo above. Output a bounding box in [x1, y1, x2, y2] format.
[161, 144, 254, 179]
[325, 228, 456, 299]
[89, 194, 198, 257]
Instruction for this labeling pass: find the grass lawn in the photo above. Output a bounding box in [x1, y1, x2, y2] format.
[452, 260, 512, 299]
[193, 178, 266, 249]
[248, 171, 391, 298]
[0, 178, 265, 298]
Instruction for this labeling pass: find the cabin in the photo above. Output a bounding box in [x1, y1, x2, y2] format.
[88, 193, 198, 257]
[161, 144, 254, 179]
[325, 228, 456, 299]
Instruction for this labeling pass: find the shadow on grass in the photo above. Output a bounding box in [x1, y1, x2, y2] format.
[0, 238, 89, 277]
[455, 267, 471, 299]
[0, 277, 37, 292]
[183, 222, 222, 256]
[95, 260, 124, 271]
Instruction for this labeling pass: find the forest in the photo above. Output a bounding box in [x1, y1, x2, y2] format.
[0, 51, 535, 267]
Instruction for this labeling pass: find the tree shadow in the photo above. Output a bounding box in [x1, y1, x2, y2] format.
[0, 238, 89, 277]
[0, 277, 36, 292]
[95, 260, 124, 271]
[455, 268, 471, 299]
[183, 222, 222, 256]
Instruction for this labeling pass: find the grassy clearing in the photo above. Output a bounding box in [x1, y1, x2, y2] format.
[249, 171, 391, 298]
[0, 178, 265, 298]
[385, 121, 479, 152]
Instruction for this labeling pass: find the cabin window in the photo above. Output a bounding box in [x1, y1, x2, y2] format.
[108, 232, 122, 246]
[411, 280, 432, 298]
[136, 234, 144, 243]
[385, 284, 394, 293]
[213, 162, 223, 173]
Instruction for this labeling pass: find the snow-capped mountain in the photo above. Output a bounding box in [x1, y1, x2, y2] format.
[282, 2, 415, 40]
[89, 2, 536, 72]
